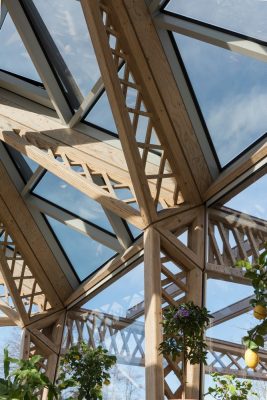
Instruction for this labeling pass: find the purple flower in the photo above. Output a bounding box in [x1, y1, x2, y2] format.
[174, 308, 190, 318]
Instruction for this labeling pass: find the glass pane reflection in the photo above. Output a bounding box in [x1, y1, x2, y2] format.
[173, 33, 267, 166]
[165, 0, 267, 42]
[63, 262, 145, 399]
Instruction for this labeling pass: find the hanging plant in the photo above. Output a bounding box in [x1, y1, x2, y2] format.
[236, 245, 267, 368]
[205, 373, 257, 399]
[159, 301, 213, 365]
[57, 341, 117, 400]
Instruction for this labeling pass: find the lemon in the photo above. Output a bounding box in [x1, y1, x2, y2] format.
[253, 305, 267, 320]
[245, 349, 259, 369]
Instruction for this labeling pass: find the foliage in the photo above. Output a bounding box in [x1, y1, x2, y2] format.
[236, 246, 267, 308]
[236, 246, 267, 352]
[57, 342, 117, 400]
[159, 301, 213, 365]
[205, 373, 257, 400]
[0, 348, 56, 400]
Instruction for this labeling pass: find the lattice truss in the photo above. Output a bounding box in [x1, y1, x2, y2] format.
[64, 310, 145, 366]
[92, 1, 184, 209]
[160, 253, 188, 400]
[206, 207, 267, 381]
[8, 127, 141, 222]
[0, 220, 52, 321]
[206, 338, 267, 381]
[208, 207, 267, 267]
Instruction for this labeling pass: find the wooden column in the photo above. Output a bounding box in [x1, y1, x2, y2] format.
[20, 329, 31, 359]
[144, 228, 164, 400]
[185, 207, 205, 399]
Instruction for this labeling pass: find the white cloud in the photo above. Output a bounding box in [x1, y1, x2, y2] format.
[207, 88, 267, 164]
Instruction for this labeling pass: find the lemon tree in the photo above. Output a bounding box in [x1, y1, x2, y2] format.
[236, 245, 267, 364]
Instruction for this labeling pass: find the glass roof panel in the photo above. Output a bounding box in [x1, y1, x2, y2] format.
[85, 91, 118, 135]
[33, 172, 115, 234]
[21, 155, 39, 174]
[172, 33, 267, 166]
[164, 0, 267, 42]
[127, 222, 142, 239]
[4, 144, 39, 182]
[32, 0, 100, 97]
[46, 216, 116, 281]
[0, 13, 41, 82]
[225, 174, 267, 219]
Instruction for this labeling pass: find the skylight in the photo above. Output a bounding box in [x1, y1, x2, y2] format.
[33, 172, 116, 234]
[225, 173, 267, 219]
[172, 33, 267, 166]
[4, 144, 39, 182]
[85, 90, 118, 135]
[0, 13, 40, 82]
[32, 0, 100, 98]
[164, 0, 267, 42]
[46, 216, 116, 281]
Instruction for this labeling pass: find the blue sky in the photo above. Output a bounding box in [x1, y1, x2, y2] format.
[0, 13, 40, 81]
[165, 0, 267, 42]
[173, 33, 267, 166]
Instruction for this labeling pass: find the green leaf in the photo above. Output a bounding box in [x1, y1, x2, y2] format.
[248, 340, 259, 350]
[254, 334, 265, 347]
[3, 348, 10, 380]
[29, 355, 42, 365]
[0, 382, 8, 396]
[259, 249, 267, 265]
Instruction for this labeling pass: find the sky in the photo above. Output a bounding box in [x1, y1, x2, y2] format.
[172, 33, 267, 166]
[0, 2, 266, 398]
[165, 0, 267, 42]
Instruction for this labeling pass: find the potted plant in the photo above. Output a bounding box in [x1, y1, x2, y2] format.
[236, 246, 267, 369]
[57, 341, 117, 400]
[205, 373, 257, 399]
[0, 348, 56, 399]
[159, 301, 212, 366]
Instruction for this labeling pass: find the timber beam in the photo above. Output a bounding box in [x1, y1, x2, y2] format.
[206, 337, 267, 381]
[0, 162, 72, 303]
[124, 0, 213, 198]
[0, 89, 190, 228]
[81, 0, 201, 215]
[211, 296, 254, 327]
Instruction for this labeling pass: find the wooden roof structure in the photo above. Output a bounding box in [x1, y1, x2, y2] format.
[0, 0, 266, 398]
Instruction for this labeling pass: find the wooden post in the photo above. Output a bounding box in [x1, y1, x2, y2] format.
[20, 329, 31, 359]
[184, 207, 205, 399]
[144, 228, 164, 400]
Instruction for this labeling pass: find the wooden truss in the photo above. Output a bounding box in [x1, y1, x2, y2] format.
[0, 0, 266, 399]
